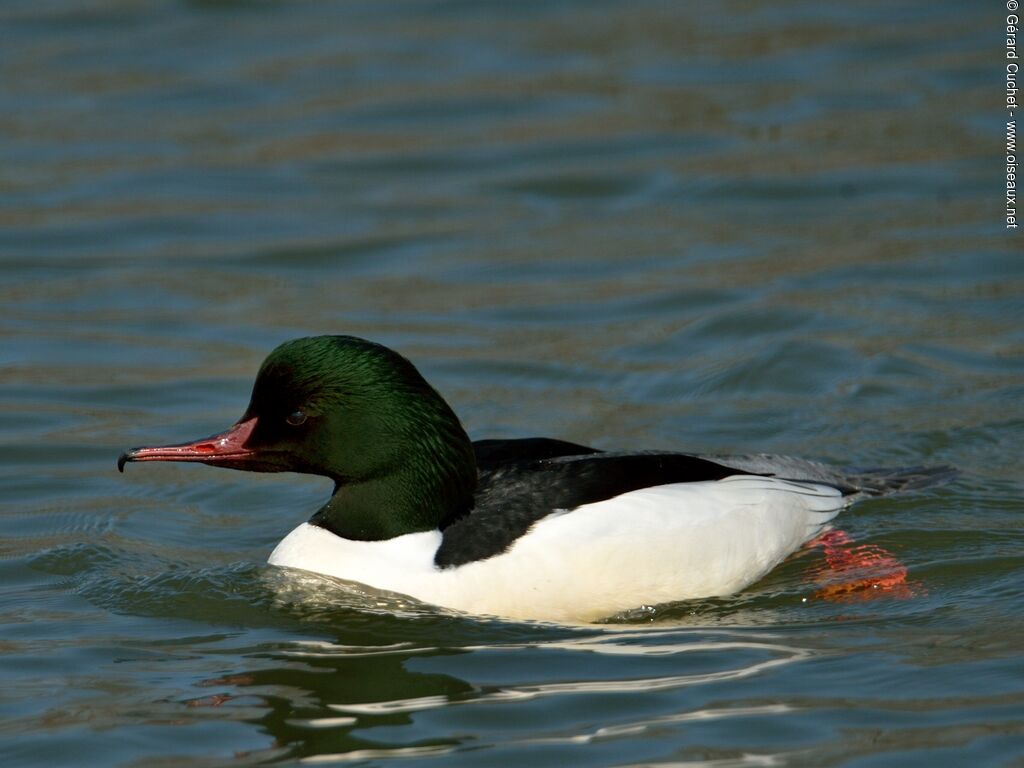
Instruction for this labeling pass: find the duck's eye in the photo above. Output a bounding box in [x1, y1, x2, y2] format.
[286, 410, 307, 426]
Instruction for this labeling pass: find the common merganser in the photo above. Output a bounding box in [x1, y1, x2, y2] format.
[118, 335, 951, 622]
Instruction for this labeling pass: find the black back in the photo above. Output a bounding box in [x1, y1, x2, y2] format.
[435, 440, 759, 568]
[472, 437, 602, 464]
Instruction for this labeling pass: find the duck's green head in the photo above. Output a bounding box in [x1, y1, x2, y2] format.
[119, 335, 478, 539]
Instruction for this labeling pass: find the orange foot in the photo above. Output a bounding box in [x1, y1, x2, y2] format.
[804, 529, 922, 602]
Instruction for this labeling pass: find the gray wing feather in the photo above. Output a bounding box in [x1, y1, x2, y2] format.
[699, 453, 957, 501]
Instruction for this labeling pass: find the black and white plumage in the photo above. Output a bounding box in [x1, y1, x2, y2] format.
[119, 335, 954, 623]
[270, 438, 950, 622]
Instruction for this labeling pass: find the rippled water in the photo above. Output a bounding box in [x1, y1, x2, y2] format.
[2, 1, 1021, 765]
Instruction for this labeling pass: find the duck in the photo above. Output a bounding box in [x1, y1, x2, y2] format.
[118, 335, 950, 623]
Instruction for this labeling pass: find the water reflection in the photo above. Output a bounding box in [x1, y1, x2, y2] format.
[191, 626, 814, 763]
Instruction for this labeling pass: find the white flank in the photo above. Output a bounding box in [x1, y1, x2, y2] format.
[267, 475, 846, 623]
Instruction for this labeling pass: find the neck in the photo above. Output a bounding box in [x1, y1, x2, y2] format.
[310, 439, 477, 541]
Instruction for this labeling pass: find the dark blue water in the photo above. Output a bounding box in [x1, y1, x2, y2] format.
[2, 1, 1021, 765]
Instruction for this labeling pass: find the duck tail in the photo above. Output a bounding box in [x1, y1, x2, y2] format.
[841, 464, 959, 498]
[698, 453, 957, 499]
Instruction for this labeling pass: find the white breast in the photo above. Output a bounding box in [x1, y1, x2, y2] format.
[267, 475, 847, 623]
